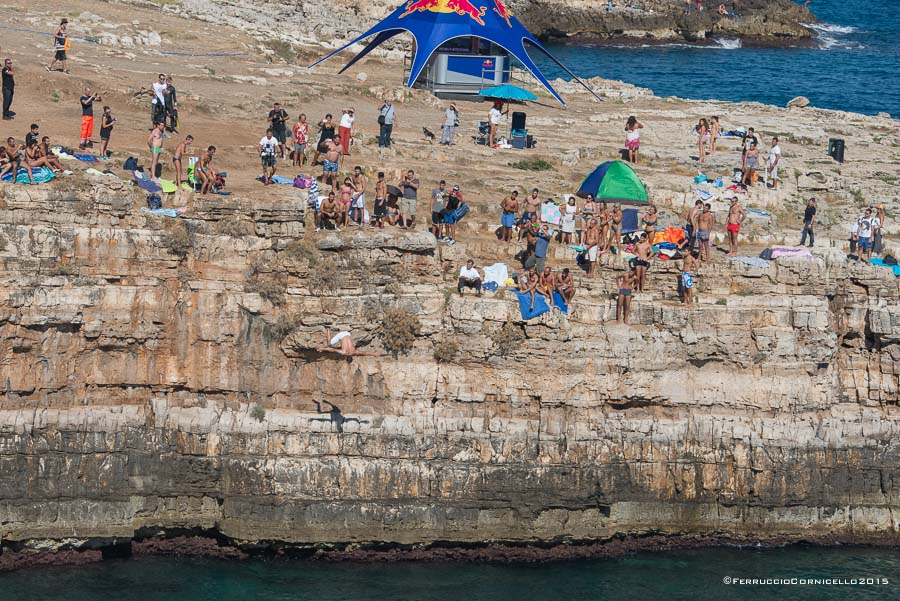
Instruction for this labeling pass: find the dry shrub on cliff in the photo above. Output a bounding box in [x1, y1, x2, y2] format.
[250, 405, 266, 422]
[246, 278, 287, 306]
[433, 339, 459, 363]
[490, 320, 524, 356]
[216, 216, 256, 238]
[161, 221, 195, 259]
[269, 312, 302, 340]
[283, 238, 321, 267]
[0, 233, 6, 251]
[380, 307, 421, 356]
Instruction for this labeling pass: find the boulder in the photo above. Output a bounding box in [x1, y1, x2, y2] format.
[787, 96, 810, 108]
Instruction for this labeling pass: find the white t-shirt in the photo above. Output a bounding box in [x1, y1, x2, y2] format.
[769, 145, 781, 164]
[340, 113, 354, 129]
[259, 135, 279, 156]
[489, 107, 501, 125]
[858, 216, 880, 239]
[152, 82, 167, 105]
[459, 266, 480, 280]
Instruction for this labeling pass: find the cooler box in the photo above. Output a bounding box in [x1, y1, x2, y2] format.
[511, 136, 527, 149]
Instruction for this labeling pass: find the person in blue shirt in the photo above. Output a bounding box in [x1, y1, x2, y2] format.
[525, 224, 553, 272]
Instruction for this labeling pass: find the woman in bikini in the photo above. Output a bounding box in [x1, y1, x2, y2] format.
[385, 195, 400, 226]
[610, 205, 623, 254]
[641, 205, 659, 245]
[26, 139, 61, 173]
[338, 178, 355, 227]
[709, 116, 720, 154]
[580, 194, 596, 245]
[597, 201, 611, 252]
[697, 118, 710, 166]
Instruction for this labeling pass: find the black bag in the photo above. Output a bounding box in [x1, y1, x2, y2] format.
[146, 194, 162, 209]
[884, 254, 898, 266]
[377, 114, 386, 125]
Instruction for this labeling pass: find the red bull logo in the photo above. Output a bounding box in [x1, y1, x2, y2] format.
[492, 0, 512, 27]
[399, 0, 488, 26]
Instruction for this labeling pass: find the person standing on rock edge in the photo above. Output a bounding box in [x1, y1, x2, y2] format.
[172, 135, 193, 188]
[268, 102, 288, 159]
[710, 116, 720, 154]
[291, 113, 308, 167]
[855, 207, 879, 263]
[697, 202, 714, 261]
[258, 127, 279, 186]
[378, 100, 395, 148]
[312, 113, 335, 166]
[2, 58, 15, 120]
[682, 251, 701, 307]
[616, 268, 636, 325]
[430, 179, 448, 239]
[767, 137, 782, 190]
[148, 121, 165, 178]
[79, 88, 100, 150]
[726, 197, 746, 256]
[150, 73, 168, 126]
[338, 108, 354, 156]
[500, 190, 519, 243]
[583, 218, 601, 278]
[399, 169, 419, 229]
[46, 19, 69, 74]
[631, 233, 654, 292]
[441, 103, 458, 145]
[685, 199, 703, 248]
[697, 118, 710, 168]
[799, 198, 816, 247]
[351, 165, 367, 226]
[99, 106, 116, 158]
[165, 76, 178, 134]
[625, 116, 643, 163]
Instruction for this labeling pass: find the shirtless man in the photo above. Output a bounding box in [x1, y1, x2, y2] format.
[318, 327, 377, 357]
[147, 121, 164, 178]
[538, 266, 556, 308]
[196, 146, 217, 195]
[317, 191, 341, 231]
[726, 197, 747, 256]
[632, 233, 654, 292]
[351, 165, 367, 226]
[500, 190, 519, 243]
[556, 267, 576, 304]
[24, 139, 59, 173]
[519, 188, 541, 241]
[518, 266, 538, 311]
[597, 202, 611, 252]
[682, 251, 701, 306]
[686, 199, 703, 247]
[697, 203, 714, 262]
[373, 172, 387, 229]
[5, 137, 31, 184]
[35, 137, 63, 172]
[522, 214, 539, 262]
[172, 135, 193, 187]
[321, 139, 341, 193]
[582, 218, 601, 277]
[616, 268, 637, 325]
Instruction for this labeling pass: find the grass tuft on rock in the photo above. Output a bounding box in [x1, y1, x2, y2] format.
[509, 158, 553, 171]
[380, 307, 421, 356]
[490, 319, 524, 356]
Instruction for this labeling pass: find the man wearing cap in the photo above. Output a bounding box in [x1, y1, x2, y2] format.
[799, 198, 816, 247]
[726, 196, 747, 256]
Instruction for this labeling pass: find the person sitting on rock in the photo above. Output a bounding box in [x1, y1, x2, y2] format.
[556, 267, 576, 304]
[25, 139, 60, 173]
[538, 266, 556, 308]
[318, 327, 377, 357]
[458, 259, 482, 296]
[317, 191, 341, 231]
[5, 137, 31, 184]
[518, 266, 538, 311]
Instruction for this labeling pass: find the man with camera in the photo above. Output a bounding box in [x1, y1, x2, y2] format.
[79, 87, 101, 150]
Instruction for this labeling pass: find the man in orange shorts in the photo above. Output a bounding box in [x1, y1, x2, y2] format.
[726, 196, 746, 256]
[79, 87, 100, 150]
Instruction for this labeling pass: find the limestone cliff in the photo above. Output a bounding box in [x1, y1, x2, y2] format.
[1, 177, 898, 559]
[164, 0, 815, 48]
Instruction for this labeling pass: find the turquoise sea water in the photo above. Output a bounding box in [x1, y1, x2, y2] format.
[1, 546, 898, 600]
[534, 0, 900, 116]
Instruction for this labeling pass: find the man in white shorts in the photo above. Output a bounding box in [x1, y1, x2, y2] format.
[582, 218, 601, 277]
[768, 137, 781, 190]
[319, 327, 377, 357]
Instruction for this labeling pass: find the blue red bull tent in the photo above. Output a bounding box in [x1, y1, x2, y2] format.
[309, 0, 600, 107]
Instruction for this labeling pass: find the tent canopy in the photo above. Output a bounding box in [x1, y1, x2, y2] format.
[309, 0, 601, 107]
[478, 84, 537, 101]
[577, 161, 649, 205]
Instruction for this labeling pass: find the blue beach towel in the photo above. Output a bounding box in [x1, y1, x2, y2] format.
[270, 175, 295, 185]
[515, 291, 550, 320]
[552, 291, 569, 314]
[1, 166, 55, 184]
[73, 153, 99, 162]
[871, 258, 900, 277]
[141, 207, 181, 218]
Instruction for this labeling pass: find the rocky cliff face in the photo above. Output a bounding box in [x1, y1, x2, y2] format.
[165, 0, 815, 48]
[1, 178, 898, 558]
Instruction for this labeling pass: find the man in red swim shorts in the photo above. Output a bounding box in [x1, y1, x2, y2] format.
[726, 197, 746, 256]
